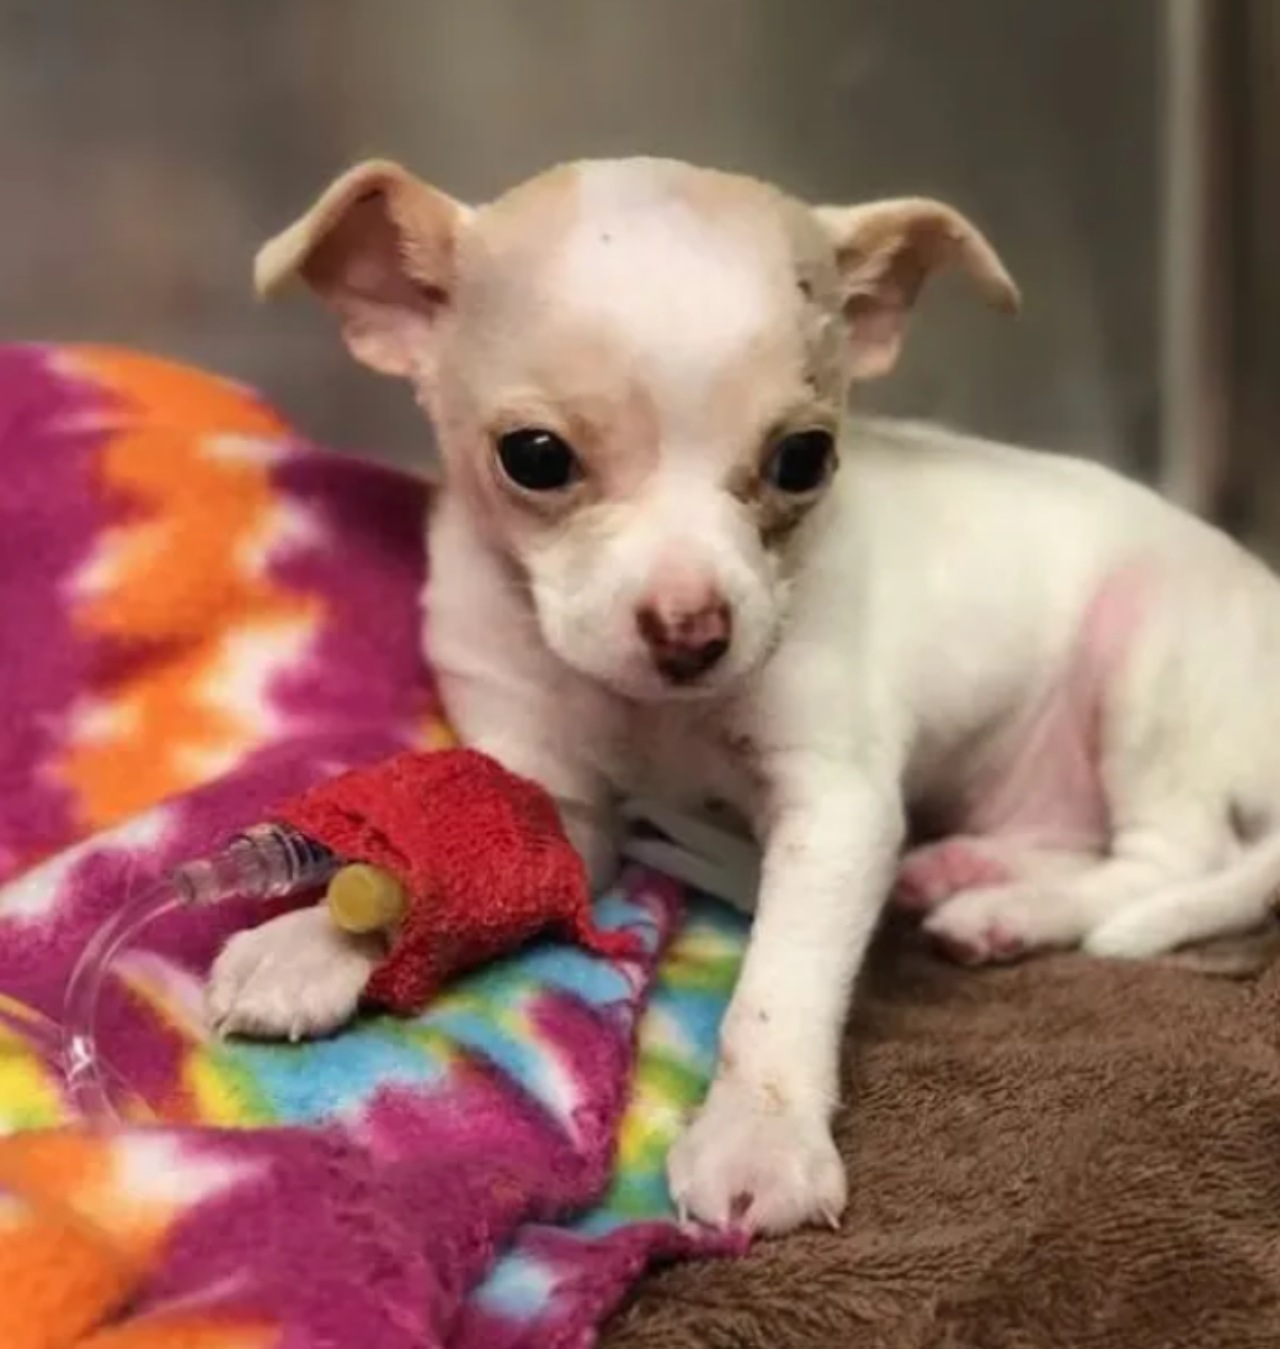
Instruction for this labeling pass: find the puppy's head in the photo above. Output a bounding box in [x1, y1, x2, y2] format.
[256, 157, 1017, 701]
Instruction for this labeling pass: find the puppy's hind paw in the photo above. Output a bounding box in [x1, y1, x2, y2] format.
[922, 884, 1039, 965]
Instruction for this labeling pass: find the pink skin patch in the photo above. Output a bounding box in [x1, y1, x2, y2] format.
[900, 564, 1151, 965]
[952, 563, 1151, 850]
[893, 838, 1014, 912]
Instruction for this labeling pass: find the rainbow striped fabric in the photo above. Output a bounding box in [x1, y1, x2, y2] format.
[0, 345, 747, 1349]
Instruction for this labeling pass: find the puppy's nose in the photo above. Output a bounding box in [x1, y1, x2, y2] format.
[635, 594, 732, 683]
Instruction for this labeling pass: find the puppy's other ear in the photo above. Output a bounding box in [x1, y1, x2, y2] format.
[813, 198, 1019, 380]
[254, 159, 471, 378]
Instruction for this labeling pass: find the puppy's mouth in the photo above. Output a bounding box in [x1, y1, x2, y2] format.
[650, 639, 732, 687]
[624, 671, 733, 703]
[603, 644, 750, 705]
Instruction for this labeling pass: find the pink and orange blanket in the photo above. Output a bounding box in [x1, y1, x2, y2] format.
[0, 345, 747, 1349]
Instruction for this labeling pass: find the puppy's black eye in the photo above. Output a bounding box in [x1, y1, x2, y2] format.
[764, 429, 835, 494]
[495, 428, 580, 492]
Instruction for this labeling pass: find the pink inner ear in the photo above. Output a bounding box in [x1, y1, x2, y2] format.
[305, 195, 440, 312]
[842, 291, 909, 380]
[303, 192, 447, 379]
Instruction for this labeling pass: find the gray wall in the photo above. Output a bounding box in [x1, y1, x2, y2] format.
[0, 0, 1159, 475]
[1229, 2, 1280, 555]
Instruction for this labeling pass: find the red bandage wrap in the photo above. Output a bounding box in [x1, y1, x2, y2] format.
[275, 748, 639, 1014]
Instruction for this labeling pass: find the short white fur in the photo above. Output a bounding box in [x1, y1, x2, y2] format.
[212, 155, 1280, 1239]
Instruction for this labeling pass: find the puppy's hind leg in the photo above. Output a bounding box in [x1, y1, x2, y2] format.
[893, 836, 1023, 913]
[1085, 827, 1280, 959]
[1074, 562, 1280, 959]
[924, 817, 1231, 965]
[896, 836, 1096, 914]
[907, 841, 1102, 962]
[923, 871, 1096, 964]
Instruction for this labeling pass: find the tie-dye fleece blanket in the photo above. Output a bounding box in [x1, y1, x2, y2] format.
[0, 344, 747, 1349]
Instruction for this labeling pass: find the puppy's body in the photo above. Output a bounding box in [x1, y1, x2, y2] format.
[427, 411, 1280, 1236]
[215, 155, 1280, 1237]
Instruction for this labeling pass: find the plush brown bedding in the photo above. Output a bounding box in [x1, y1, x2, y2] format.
[605, 917, 1280, 1348]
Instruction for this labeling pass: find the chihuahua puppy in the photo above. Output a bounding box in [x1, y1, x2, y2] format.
[210, 156, 1280, 1236]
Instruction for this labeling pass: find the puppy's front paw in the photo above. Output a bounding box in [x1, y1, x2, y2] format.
[207, 906, 382, 1042]
[667, 1078, 846, 1236]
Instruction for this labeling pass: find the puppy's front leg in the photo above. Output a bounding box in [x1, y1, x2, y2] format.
[206, 695, 613, 1043]
[427, 501, 622, 891]
[440, 673, 620, 894]
[668, 755, 903, 1235]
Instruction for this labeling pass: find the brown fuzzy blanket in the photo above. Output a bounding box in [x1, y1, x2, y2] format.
[606, 918, 1280, 1348]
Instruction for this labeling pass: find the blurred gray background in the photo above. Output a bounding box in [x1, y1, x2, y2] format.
[0, 1, 1273, 541]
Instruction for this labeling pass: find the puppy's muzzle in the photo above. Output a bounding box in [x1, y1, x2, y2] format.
[635, 594, 732, 684]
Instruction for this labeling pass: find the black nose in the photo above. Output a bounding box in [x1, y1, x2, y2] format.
[653, 636, 730, 683]
[635, 603, 732, 684]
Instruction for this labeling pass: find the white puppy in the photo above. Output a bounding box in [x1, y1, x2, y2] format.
[212, 156, 1280, 1236]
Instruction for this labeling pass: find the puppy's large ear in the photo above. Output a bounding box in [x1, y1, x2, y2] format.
[812, 198, 1019, 380]
[254, 160, 470, 379]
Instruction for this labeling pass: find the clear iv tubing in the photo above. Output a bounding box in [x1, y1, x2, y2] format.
[60, 824, 338, 1121]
